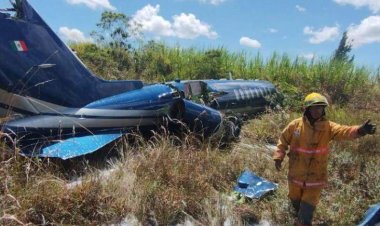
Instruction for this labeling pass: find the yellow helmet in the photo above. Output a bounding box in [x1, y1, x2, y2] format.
[304, 92, 329, 108]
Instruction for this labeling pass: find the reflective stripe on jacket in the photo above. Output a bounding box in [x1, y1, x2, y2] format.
[273, 116, 360, 188]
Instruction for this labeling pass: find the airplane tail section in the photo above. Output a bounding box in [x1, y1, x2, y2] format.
[0, 0, 143, 110]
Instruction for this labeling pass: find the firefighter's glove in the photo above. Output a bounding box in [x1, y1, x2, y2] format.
[358, 119, 376, 136]
[275, 159, 282, 171]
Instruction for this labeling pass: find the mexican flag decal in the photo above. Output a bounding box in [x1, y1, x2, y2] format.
[11, 40, 28, 52]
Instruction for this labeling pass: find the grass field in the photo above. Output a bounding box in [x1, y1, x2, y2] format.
[1, 105, 379, 225]
[1, 44, 379, 225]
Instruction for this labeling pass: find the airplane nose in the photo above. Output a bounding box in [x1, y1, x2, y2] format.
[167, 99, 222, 137]
[167, 99, 241, 144]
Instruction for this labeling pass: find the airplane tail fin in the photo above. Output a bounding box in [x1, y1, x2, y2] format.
[0, 0, 143, 110]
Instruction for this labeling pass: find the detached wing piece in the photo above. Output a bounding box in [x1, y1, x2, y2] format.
[233, 169, 278, 199]
[358, 203, 380, 226]
[24, 133, 123, 160]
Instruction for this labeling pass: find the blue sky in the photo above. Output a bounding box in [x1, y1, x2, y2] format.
[2, 0, 380, 69]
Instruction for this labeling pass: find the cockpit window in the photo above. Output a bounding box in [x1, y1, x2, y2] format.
[183, 81, 202, 98]
[183, 81, 209, 104]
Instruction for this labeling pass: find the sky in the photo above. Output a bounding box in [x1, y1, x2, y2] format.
[1, 0, 380, 70]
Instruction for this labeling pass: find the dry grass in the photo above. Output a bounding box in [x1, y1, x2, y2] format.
[1, 104, 379, 225]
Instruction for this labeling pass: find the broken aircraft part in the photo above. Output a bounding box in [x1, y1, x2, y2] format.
[233, 169, 278, 199]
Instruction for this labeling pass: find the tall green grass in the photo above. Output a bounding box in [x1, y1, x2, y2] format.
[72, 41, 375, 110]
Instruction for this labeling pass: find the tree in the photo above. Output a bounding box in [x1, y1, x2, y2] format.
[90, 11, 136, 76]
[91, 11, 132, 50]
[332, 31, 354, 63]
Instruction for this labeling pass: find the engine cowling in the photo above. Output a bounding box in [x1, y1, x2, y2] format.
[168, 99, 241, 142]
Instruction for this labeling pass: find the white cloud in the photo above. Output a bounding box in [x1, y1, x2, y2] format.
[303, 25, 340, 44]
[239, 37, 261, 48]
[269, 28, 278, 33]
[129, 5, 174, 37]
[173, 13, 218, 39]
[130, 4, 218, 40]
[333, 0, 380, 13]
[347, 16, 380, 48]
[296, 5, 306, 12]
[59, 27, 93, 43]
[199, 0, 226, 5]
[66, 0, 115, 11]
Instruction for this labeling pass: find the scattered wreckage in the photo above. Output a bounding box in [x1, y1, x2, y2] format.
[233, 169, 278, 200]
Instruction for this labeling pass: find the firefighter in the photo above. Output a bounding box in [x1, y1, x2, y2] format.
[273, 92, 376, 225]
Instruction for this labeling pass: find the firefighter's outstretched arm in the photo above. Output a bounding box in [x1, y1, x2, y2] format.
[358, 119, 376, 136]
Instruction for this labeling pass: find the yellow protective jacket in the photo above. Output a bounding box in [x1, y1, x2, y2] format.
[273, 116, 360, 188]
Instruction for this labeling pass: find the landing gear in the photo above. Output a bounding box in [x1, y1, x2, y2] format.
[221, 116, 242, 143]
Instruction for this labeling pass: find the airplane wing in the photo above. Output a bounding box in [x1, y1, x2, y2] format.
[23, 133, 123, 160]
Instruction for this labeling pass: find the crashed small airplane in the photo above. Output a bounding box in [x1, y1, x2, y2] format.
[0, 0, 279, 159]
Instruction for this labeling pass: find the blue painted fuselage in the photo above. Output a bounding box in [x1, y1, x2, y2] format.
[168, 79, 279, 116]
